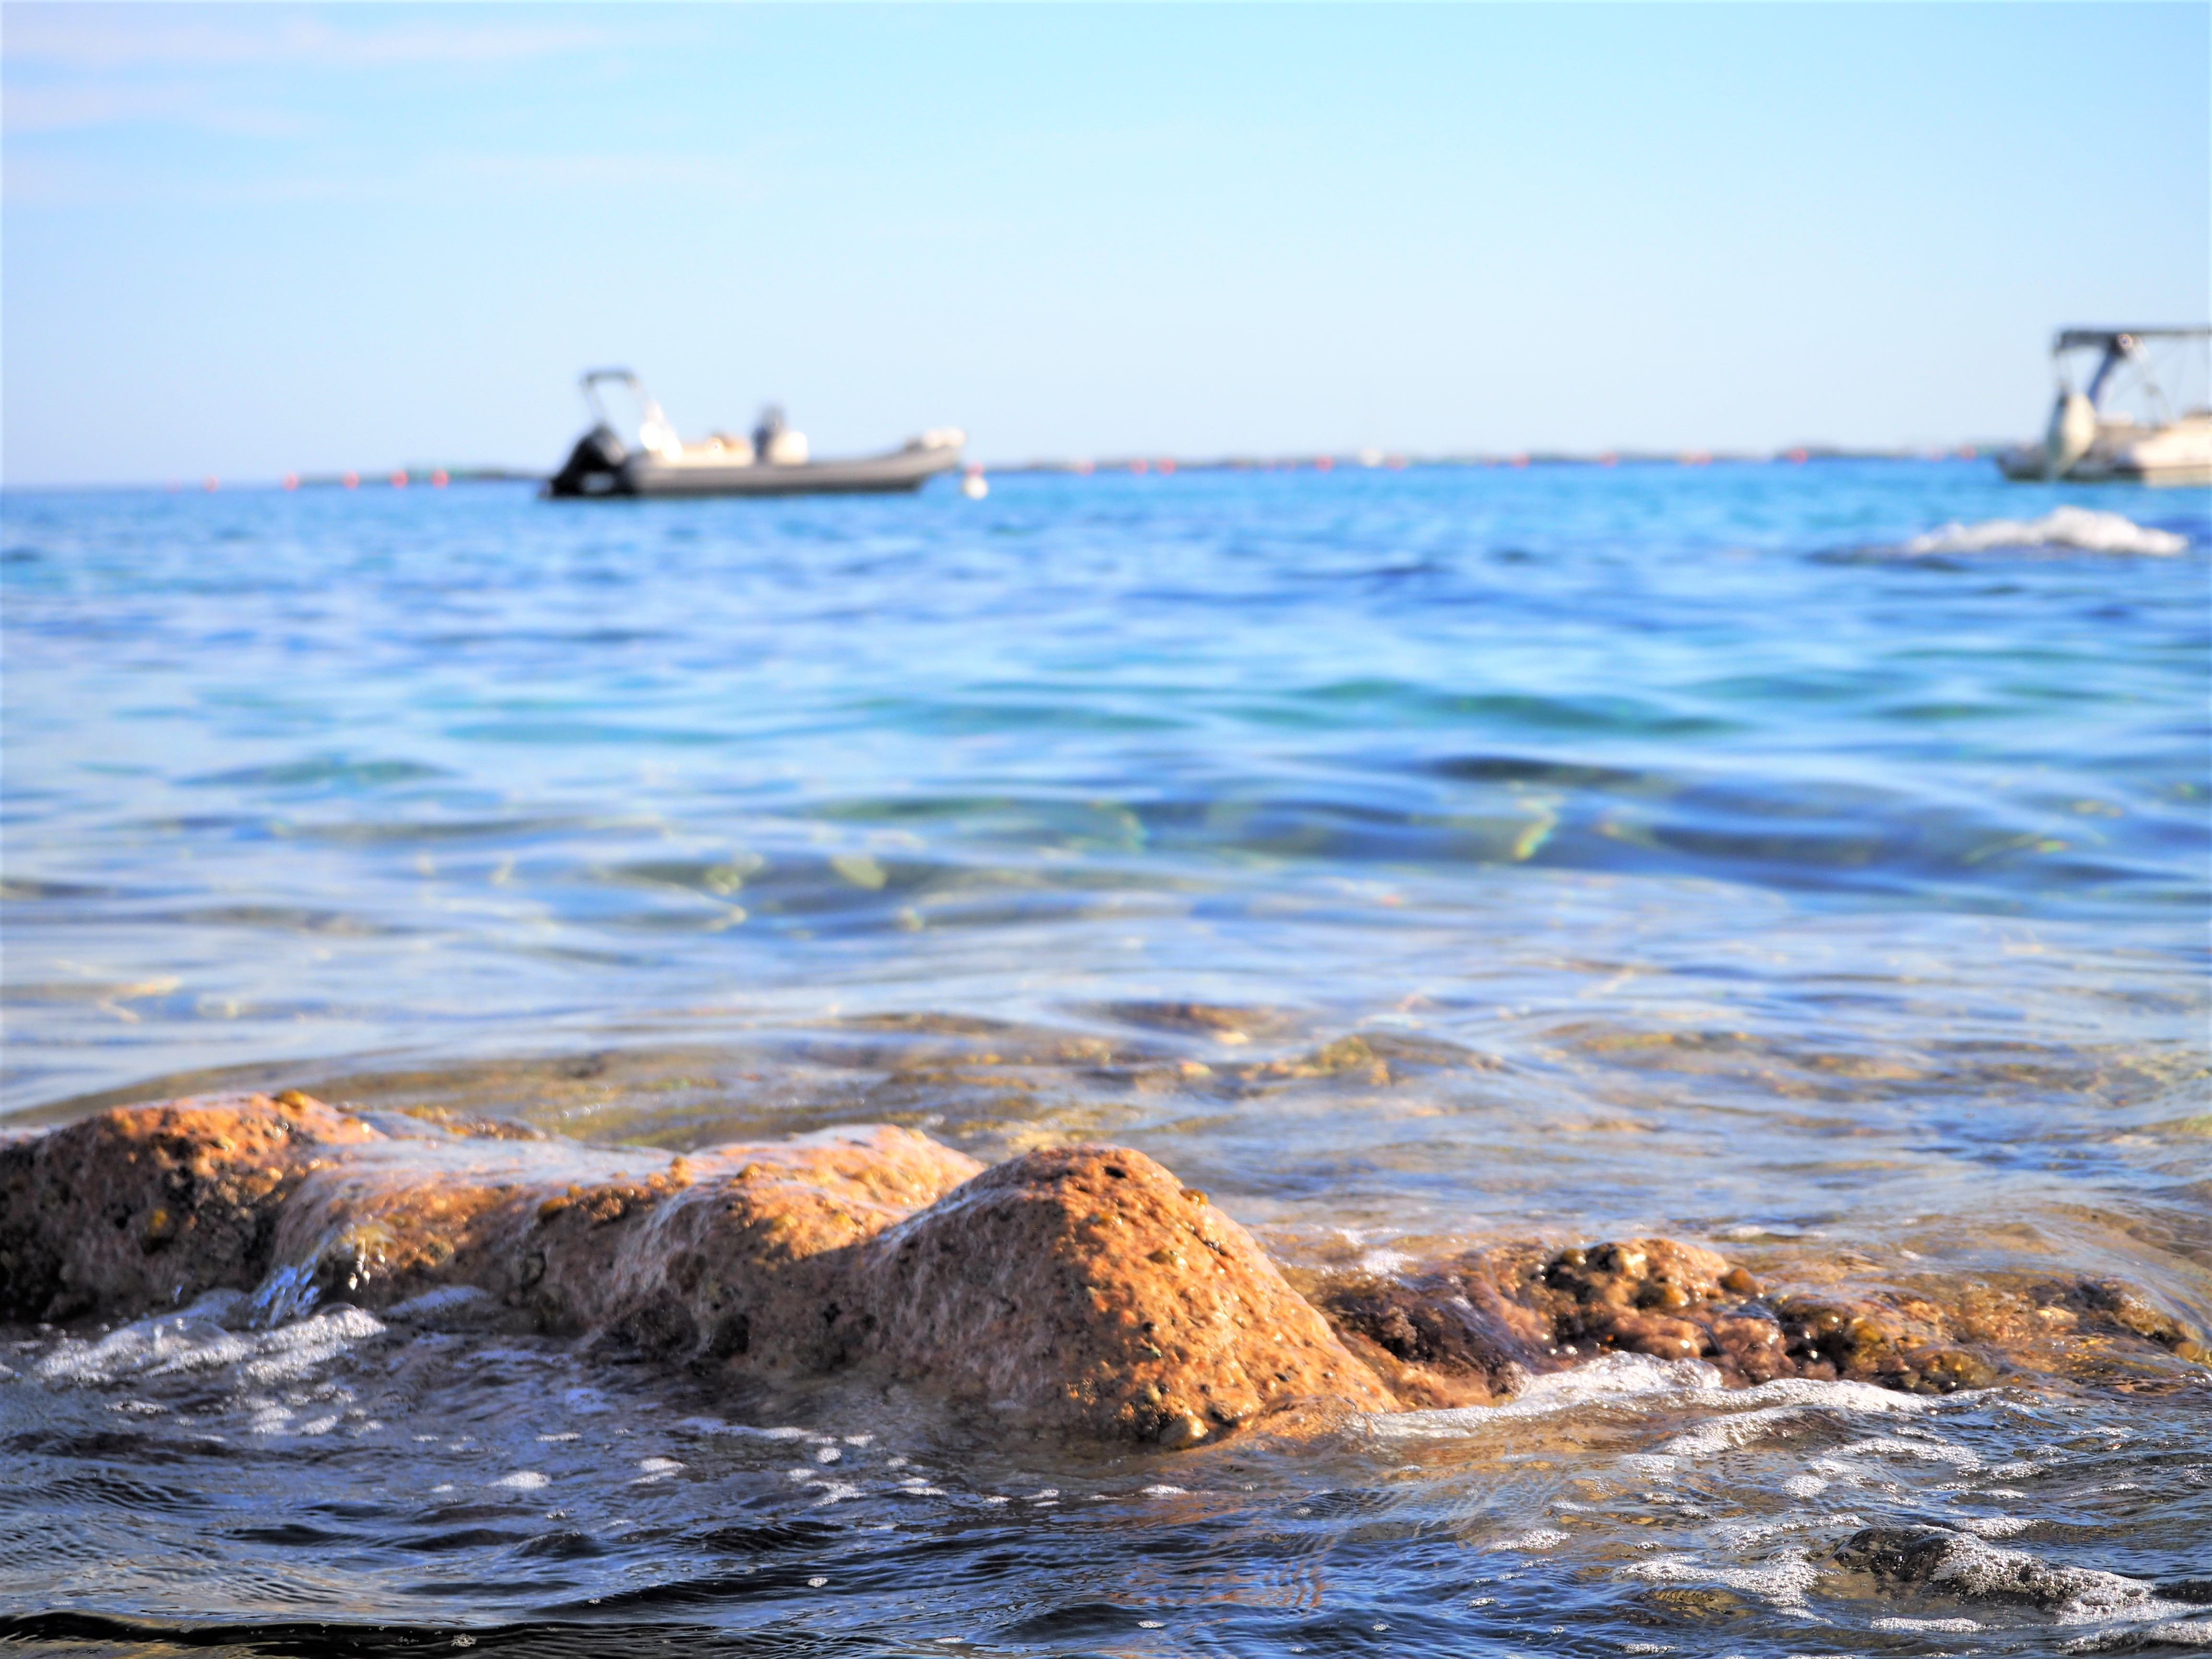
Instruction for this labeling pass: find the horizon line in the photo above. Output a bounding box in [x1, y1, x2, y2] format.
[3, 443, 2018, 495]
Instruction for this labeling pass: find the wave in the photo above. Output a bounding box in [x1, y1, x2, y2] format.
[1371, 1351, 1937, 1441]
[25, 1297, 386, 1390]
[1897, 506, 2189, 557]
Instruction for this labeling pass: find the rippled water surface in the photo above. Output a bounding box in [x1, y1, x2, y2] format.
[2, 464, 2208, 1655]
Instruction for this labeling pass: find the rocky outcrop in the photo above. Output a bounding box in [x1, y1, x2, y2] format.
[4, 1094, 2202, 1445]
[0, 1092, 381, 1325]
[1310, 1234, 2206, 1404]
[1310, 1238, 2002, 1402]
[0, 1094, 1391, 1446]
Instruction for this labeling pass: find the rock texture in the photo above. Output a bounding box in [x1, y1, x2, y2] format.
[842, 1143, 1395, 1444]
[0, 1094, 1390, 1445]
[4, 1094, 2201, 1445]
[1310, 1234, 2206, 1405]
[0, 1092, 380, 1325]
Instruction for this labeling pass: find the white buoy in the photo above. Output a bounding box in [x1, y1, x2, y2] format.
[961, 469, 988, 500]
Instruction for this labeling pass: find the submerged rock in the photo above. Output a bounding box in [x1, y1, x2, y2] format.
[1310, 1237, 1996, 1401]
[1309, 1231, 2201, 1402]
[3, 1094, 2200, 1443]
[1835, 1525, 2167, 1617]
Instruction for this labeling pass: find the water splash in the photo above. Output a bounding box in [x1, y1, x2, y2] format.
[1897, 505, 2190, 556]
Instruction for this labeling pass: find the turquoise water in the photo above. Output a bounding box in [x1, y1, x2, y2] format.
[2, 463, 2209, 1655]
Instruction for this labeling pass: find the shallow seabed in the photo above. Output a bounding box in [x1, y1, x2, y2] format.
[2, 464, 2208, 1655]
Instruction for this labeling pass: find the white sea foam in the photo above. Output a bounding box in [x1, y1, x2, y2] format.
[1659, 1380, 1928, 1458]
[1957, 1515, 2035, 1538]
[1486, 1527, 1569, 1552]
[1835, 1434, 1981, 1471]
[1897, 507, 2188, 557]
[1713, 1512, 1863, 1550]
[31, 1305, 385, 1388]
[1620, 1545, 1822, 1610]
[1379, 1352, 1719, 1438]
[1375, 1354, 1939, 1454]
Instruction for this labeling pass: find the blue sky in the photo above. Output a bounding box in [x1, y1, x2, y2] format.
[2, 3, 2206, 484]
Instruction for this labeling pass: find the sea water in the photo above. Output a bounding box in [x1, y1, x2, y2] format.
[1, 462, 2207, 1655]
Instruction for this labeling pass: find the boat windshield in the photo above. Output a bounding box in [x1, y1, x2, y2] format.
[580, 369, 680, 456]
[2053, 328, 2212, 423]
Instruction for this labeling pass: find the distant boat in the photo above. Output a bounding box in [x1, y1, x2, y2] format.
[544, 370, 965, 498]
[1997, 327, 2212, 486]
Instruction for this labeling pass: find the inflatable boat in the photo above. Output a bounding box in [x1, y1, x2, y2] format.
[545, 370, 965, 499]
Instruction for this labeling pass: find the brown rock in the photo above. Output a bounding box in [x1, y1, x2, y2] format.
[1307, 1263, 1552, 1407]
[1307, 1234, 2202, 1400]
[0, 1092, 378, 1323]
[0, 1097, 1391, 1445]
[12, 1094, 2195, 1440]
[843, 1144, 1396, 1440]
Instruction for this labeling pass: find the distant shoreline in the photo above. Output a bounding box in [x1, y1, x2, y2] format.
[3, 447, 2004, 495]
[986, 444, 1992, 476]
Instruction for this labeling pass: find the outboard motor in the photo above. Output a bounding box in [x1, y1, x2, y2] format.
[753, 404, 809, 466]
[544, 423, 628, 498]
[2043, 390, 2098, 481]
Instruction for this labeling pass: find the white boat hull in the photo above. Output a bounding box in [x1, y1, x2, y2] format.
[620, 441, 962, 497]
[551, 437, 963, 499]
[1998, 412, 2212, 487]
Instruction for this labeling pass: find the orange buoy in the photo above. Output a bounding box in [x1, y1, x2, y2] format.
[1509, 453, 1528, 469]
[431, 469, 449, 487]
[1130, 458, 1149, 475]
[1315, 455, 1334, 473]
[342, 471, 360, 489]
[282, 473, 299, 491]
[1158, 458, 1177, 476]
[389, 470, 409, 489]
[204, 476, 219, 492]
